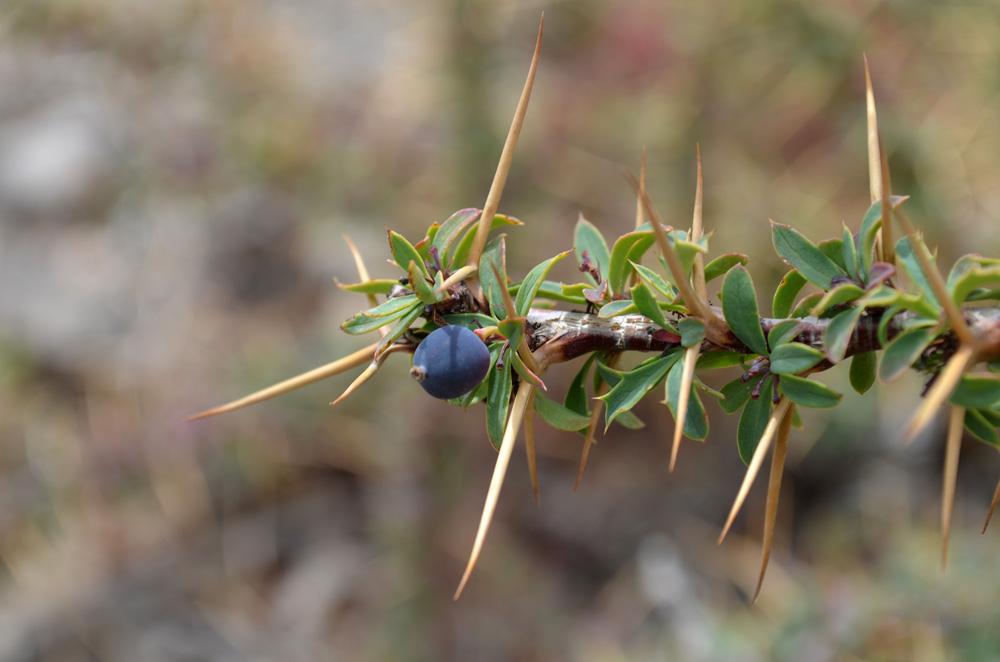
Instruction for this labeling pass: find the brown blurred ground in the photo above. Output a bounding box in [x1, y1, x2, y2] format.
[2, 1, 1000, 660]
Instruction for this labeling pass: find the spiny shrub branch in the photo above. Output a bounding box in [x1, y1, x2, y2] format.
[189, 22, 1000, 601]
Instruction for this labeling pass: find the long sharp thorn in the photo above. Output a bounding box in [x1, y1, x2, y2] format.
[669, 147, 707, 472]
[864, 54, 882, 204]
[902, 345, 975, 445]
[575, 356, 618, 491]
[753, 403, 793, 604]
[343, 233, 373, 293]
[668, 345, 699, 472]
[942, 405, 964, 570]
[187, 342, 378, 421]
[343, 233, 389, 337]
[635, 148, 647, 230]
[877, 136, 895, 269]
[525, 389, 539, 505]
[329, 361, 380, 406]
[574, 401, 601, 492]
[983, 476, 1000, 534]
[691, 144, 707, 302]
[466, 15, 543, 275]
[624, 171, 711, 323]
[436, 264, 478, 295]
[894, 208, 974, 347]
[454, 385, 535, 599]
[719, 398, 792, 544]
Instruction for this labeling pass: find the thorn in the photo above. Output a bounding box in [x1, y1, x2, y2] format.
[941, 405, 964, 570]
[525, 389, 540, 506]
[635, 148, 647, 230]
[983, 476, 1000, 534]
[454, 385, 535, 599]
[465, 15, 544, 276]
[187, 342, 378, 421]
[329, 360, 381, 406]
[864, 55, 882, 204]
[719, 398, 792, 544]
[901, 344, 975, 445]
[668, 345, 699, 472]
[753, 403, 793, 604]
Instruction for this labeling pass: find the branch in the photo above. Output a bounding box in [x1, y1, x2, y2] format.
[526, 306, 1000, 368]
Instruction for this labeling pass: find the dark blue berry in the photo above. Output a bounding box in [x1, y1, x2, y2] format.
[410, 325, 490, 399]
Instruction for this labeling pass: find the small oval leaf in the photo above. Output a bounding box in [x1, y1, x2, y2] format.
[779, 374, 842, 408]
[722, 266, 768, 356]
[769, 342, 826, 375]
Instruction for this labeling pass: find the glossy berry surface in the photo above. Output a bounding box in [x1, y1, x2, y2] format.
[410, 325, 490, 399]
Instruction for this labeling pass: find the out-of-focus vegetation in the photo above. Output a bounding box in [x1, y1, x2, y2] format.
[2, 0, 1000, 660]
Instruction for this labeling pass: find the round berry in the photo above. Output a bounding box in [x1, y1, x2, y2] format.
[410, 325, 491, 400]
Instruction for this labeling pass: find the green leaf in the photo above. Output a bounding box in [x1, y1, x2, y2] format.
[341, 294, 420, 334]
[486, 353, 513, 450]
[408, 261, 444, 305]
[771, 221, 846, 289]
[565, 355, 596, 417]
[859, 196, 908, 276]
[946, 255, 1000, 305]
[449, 214, 522, 267]
[864, 284, 941, 320]
[479, 235, 508, 319]
[497, 318, 524, 349]
[608, 230, 656, 296]
[598, 299, 639, 317]
[598, 352, 681, 429]
[614, 410, 645, 429]
[980, 407, 1000, 426]
[374, 301, 424, 357]
[779, 374, 842, 408]
[511, 350, 545, 390]
[823, 306, 864, 363]
[336, 279, 399, 295]
[738, 378, 773, 464]
[769, 342, 826, 374]
[665, 357, 709, 440]
[697, 352, 747, 370]
[704, 253, 749, 283]
[631, 282, 672, 330]
[964, 408, 1000, 447]
[389, 230, 429, 278]
[575, 216, 611, 285]
[895, 235, 942, 311]
[594, 358, 624, 389]
[432, 208, 482, 263]
[514, 250, 572, 317]
[842, 225, 860, 281]
[810, 283, 865, 317]
[767, 319, 803, 350]
[968, 288, 1000, 302]
[818, 237, 848, 273]
[631, 261, 677, 298]
[534, 392, 591, 431]
[772, 270, 807, 319]
[441, 312, 498, 328]
[950, 375, 1000, 409]
[509, 280, 588, 306]
[658, 231, 710, 276]
[790, 292, 824, 318]
[722, 266, 768, 357]
[679, 318, 705, 348]
[720, 377, 755, 414]
[849, 351, 877, 395]
[878, 326, 936, 383]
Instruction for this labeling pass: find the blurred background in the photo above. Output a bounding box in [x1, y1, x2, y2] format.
[2, 0, 1000, 660]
